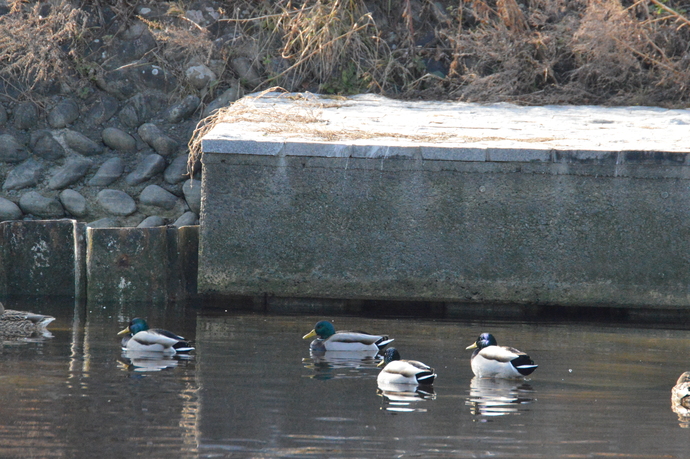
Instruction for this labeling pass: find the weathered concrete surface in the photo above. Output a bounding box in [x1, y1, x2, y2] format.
[86, 225, 199, 304]
[0, 219, 198, 301]
[163, 224, 199, 298]
[0, 219, 86, 297]
[199, 93, 690, 308]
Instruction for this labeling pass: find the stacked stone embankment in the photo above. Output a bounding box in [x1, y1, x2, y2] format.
[0, 3, 249, 228]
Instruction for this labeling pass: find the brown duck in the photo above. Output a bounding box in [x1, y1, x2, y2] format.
[0, 301, 55, 336]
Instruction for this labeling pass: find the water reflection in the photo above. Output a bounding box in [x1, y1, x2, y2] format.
[0, 328, 53, 343]
[302, 349, 381, 380]
[671, 371, 690, 428]
[377, 381, 436, 413]
[118, 351, 195, 373]
[5, 304, 690, 457]
[466, 376, 535, 417]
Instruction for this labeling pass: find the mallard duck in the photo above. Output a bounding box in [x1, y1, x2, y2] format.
[673, 372, 690, 407]
[466, 333, 538, 379]
[0, 301, 55, 336]
[118, 318, 194, 355]
[302, 320, 393, 351]
[377, 348, 436, 385]
[672, 371, 690, 427]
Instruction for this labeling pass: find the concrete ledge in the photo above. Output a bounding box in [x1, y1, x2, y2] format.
[0, 220, 198, 302]
[199, 93, 690, 308]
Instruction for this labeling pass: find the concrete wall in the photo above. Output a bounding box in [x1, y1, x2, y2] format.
[198, 94, 690, 308]
[0, 220, 198, 302]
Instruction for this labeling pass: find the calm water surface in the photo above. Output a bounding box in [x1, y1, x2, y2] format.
[0, 298, 689, 458]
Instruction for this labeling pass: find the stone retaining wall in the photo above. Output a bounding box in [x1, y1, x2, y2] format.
[0, 4, 249, 229]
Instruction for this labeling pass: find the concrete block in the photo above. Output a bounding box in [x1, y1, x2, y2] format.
[350, 144, 420, 159]
[282, 142, 351, 158]
[0, 219, 85, 298]
[87, 227, 169, 303]
[86, 226, 198, 304]
[554, 150, 619, 165]
[198, 93, 690, 308]
[201, 133, 284, 156]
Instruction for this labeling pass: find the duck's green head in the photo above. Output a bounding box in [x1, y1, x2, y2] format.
[302, 320, 336, 340]
[377, 347, 401, 367]
[466, 333, 497, 350]
[117, 317, 149, 336]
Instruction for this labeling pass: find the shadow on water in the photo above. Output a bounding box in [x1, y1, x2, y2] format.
[0, 296, 690, 457]
[209, 294, 690, 329]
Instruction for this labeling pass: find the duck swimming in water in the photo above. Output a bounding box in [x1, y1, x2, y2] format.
[466, 333, 538, 379]
[672, 371, 690, 427]
[377, 347, 437, 386]
[302, 320, 393, 352]
[118, 318, 194, 355]
[0, 301, 54, 337]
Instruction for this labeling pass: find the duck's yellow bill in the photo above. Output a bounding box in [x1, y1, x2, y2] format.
[377, 360, 386, 367]
[303, 329, 317, 340]
[465, 342, 478, 350]
[117, 326, 131, 336]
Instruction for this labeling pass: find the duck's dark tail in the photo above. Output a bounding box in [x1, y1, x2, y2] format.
[512, 354, 538, 376]
[173, 341, 195, 353]
[376, 337, 394, 349]
[416, 371, 437, 385]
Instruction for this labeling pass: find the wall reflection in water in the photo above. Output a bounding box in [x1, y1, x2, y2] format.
[0, 302, 64, 457]
[0, 297, 200, 458]
[4, 302, 690, 457]
[465, 376, 535, 417]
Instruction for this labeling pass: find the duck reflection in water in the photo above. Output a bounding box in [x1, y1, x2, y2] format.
[303, 348, 381, 380]
[377, 382, 436, 412]
[466, 376, 535, 417]
[119, 348, 195, 373]
[671, 371, 690, 427]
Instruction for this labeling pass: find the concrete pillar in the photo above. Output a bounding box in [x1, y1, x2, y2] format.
[86, 226, 198, 304]
[0, 219, 85, 298]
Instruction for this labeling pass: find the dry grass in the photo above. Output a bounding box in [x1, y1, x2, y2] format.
[443, 0, 690, 105]
[217, 0, 394, 94]
[0, 1, 90, 97]
[2, 0, 690, 108]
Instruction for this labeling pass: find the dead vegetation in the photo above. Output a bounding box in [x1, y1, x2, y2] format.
[1, 0, 690, 108]
[0, 1, 90, 97]
[442, 0, 690, 105]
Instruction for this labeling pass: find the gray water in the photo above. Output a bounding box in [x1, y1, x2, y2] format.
[0, 298, 689, 458]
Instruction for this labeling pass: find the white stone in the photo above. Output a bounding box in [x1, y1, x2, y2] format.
[185, 64, 217, 90]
